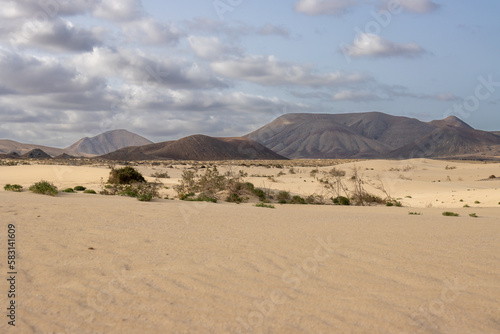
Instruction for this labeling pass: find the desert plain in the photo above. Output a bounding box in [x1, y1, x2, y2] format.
[1, 158, 499, 333]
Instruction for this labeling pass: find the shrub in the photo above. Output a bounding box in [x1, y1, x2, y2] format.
[386, 199, 402, 207]
[4, 184, 23, 192]
[83, 189, 97, 194]
[469, 213, 478, 218]
[276, 191, 291, 204]
[442, 211, 459, 217]
[29, 180, 58, 196]
[288, 168, 296, 174]
[63, 188, 76, 193]
[255, 203, 275, 209]
[409, 212, 422, 215]
[474, 200, 480, 204]
[463, 204, 470, 208]
[108, 167, 146, 184]
[332, 196, 350, 206]
[183, 194, 218, 203]
[489, 175, 496, 179]
[151, 171, 170, 178]
[74, 186, 86, 191]
[290, 195, 307, 204]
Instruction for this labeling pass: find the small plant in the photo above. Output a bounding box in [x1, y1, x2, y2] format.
[409, 212, 422, 215]
[277, 171, 286, 177]
[474, 200, 480, 204]
[290, 195, 307, 204]
[255, 203, 275, 209]
[288, 168, 296, 174]
[405, 195, 412, 198]
[63, 188, 76, 193]
[74, 186, 86, 191]
[276, 191, 291, 204]
[463, 204, 470, 208]
[29, 180, 58, 196]
[442, 211, 459, 217]
[489, 175, 496, 179]
[108, 166, 146, 184]
[459, 199, 463, 202]
[310, 169, 319, 177]
[151, 171, 170, 178]
[83, 189, 97, 194]
[469, 213, 478, 218]
[332, 196, 350, 206]
[445, 165, 457, 170]
[4, 184, 23, 192]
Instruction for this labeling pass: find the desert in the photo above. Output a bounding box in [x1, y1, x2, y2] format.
[1, 158, 499, 333]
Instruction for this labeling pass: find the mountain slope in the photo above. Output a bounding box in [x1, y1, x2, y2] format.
[100, 135, 287, 161]
[66, 129, 153, 156]
[245, 112, 500, 159]
[0, 139, 67, 157]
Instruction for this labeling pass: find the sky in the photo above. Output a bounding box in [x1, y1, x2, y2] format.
[0, 0, 499, 147]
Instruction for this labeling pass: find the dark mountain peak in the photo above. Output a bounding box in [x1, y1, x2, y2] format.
[429, 115, 473, 129]
[22, 149, 51, 159]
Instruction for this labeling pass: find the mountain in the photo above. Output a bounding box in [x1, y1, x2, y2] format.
[21, 149, 52, 159]
[0, 139, 68, 157]
[66, 129, 153, 156]
[100, 135, 287, 161]
[245, 112, 500, 159]
[491, 131, 500, 136]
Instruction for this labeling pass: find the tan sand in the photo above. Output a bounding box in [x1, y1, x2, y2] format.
[0, 159, 499, 333]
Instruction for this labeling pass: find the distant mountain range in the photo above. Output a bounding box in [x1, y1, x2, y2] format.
[245, 112, 500, 159]
[1, 113, 499, 160]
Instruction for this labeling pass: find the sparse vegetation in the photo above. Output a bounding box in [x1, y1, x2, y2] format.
[151, 171, 170, 178]
[63, 188, 76, 193]
[83, 189, 97, 194]
[108, 166, 146, 184]
[332, 196, 350, 206]
[463, 204, 470, 208]
[74, 186, 86, 191]
[442, 211, 459, 217]
[255, 203, 275, 209]
[469, 213, 478, 218]
[29, 180, 58, 196]
[445, 165, 457, 170]
[409, 212, 422, 215]
[488, 175, 496, 179]
[4, 184, 23, 192]
[474, 200, 480, 204]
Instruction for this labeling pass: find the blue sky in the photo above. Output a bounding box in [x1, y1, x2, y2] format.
[0, 0, 499, 147]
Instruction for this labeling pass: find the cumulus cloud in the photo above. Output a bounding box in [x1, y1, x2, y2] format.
[121, 17, 181, 45]
[380, 0, 439, 13]
[294, 0, 364, 16]
[332, 90, 380, 101]
[92, 0, 143, 22]
[11, 19, 103, 52]
[341, 33, 425, 58]
[188, 36, 242, 60]
[211, 55, 371, 87]
[0, 49, 105, 95]
[74, 47, 228, 90]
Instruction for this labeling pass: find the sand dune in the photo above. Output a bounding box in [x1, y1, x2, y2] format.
[1, 159, 499, 333]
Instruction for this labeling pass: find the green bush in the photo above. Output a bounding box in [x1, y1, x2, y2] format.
[151, 171, 170, 178]
[29, 180, 58, 196]
[442, 211, 459, 217]
[290, 195, 307, 204]
[255, 203, 275, 209]
[4, 184, 23, 192]
[474, 200, 480, 204]
[469, 213, 478, 218]
[74, 186, 86, 191]
[183, 194, 218, 203]
[83, 189, 97, 194]
[63, 188, 76, 193]
[108, 167, 146, 184]
[408, 212, 422, 215]
[276, 191, 291, 204]
[332, 196, 350, 206]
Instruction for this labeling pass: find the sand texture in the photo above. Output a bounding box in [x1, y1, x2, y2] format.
[0, 159, 499, 333]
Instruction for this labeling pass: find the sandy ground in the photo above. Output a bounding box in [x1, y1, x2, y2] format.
[0, 159, 499, 333]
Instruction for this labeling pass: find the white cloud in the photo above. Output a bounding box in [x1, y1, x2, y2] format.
[342, 33, 425, 58]
[332, 90, 380, 101]
[211, 55, 371, 87]
[74, 47, 228, 90]
[188, 36, 242, 60]
[381, 0, 439, 14]
[121, 17, 181, 45]
[11, 19, 103, 52]
[258, 24, 290, 38]
[295, 0, 364, 16]
[92, 0, 143, 22]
